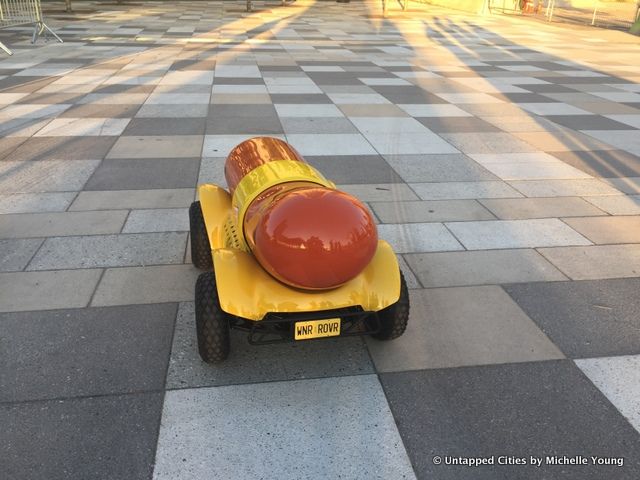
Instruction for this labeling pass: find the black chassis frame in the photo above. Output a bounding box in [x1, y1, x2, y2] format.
[229, 307, 382, 345]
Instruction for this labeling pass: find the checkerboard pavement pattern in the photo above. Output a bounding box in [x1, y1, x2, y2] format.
[1, 1, 640, 479]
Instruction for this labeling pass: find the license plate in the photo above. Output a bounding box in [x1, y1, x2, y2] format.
[294, 318, 341, 340]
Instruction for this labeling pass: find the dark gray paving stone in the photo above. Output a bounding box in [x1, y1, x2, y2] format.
[269, 94, 331, 104]
[170, 59, 217, 71]
[123, 117, 206, 135]
[93, 84, 156, 95]
[384, 153, 498, 182]
[205, 115, 283, 134]
[524, 84, 577, 93]
[503, 278, 640, 358]
[305, 73, 363, 85]
[16, 92, 87, 104]
[495, 92, 559, 103]
[58, 103, 140, 118]
[166, 302, 374, 389]
[84, 158, 200, 190]
[380, 91, 448, 104]
[548, 115, 636, 131]
[0, 238, 42, 272]
[208, 104, 277, 117]
[381, 361, 640, 480]
[416, 117, 500, 133]
[306, 155, 404, 184]
[0, 137, 117, 162]
[0, 76, 57, 91]
[0, 392, 163, 480]
[550, 150, 640, 178]
[280, 117, 358, 134]
[212, 77, 265, 85]
[0, 303, 177, 402]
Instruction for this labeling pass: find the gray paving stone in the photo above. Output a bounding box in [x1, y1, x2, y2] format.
[0, 136, 116, 161]
[415, 116, 501, 133]
[550, 150, 640, 178]
[584, 130, 640, 156]
[208, 104, 277, 118]
[584, 195, 640, 215]
[445, 218, 592, 250]
[504, 278, 640, 358]
[479, 197, 606, 219]
[197, 157, 227, 186]
[469, 152, 593, 181]
[0, 192, 76, 214]
[563, 216, 640, 244]
[84, 158, 200, 190]
[205, 115, 283, 135]
[0, 303, 176, 402]
[384, 154, 498, 183]
[59, 103, 141, 118]
[0, 210, 127, 239]
[601, 177, 640, 194]
[377, 223, 464, 253]
[576, 355, 640, 433]
[371, 200, 495, 223]
[396, 254, 421, 289]
[0, 160, 100, 194]
[547, 115, 636, 131]
[514, 130, 618, 153]
[0, 269, 102, 312]
[367, 286, 563, 372]
[28, 232, 187, 270]
[479, 114, 567, 132]
[405, 249, 568, 287]
[154, 376, 415, 480]
[439, 132, 538, 154]
[508, 179, 622, 197]
[0, 393, 163, 480]
[0, 238, 43, 272]
[69, 189, 194, 211]
[122, 209, 189, 233]
[539, 244, 640, 280]
[123, 117, 206, 136]
[338, 183, 420, 201]
[410, 181, 522, 200]
[380, 362, 640, 480]
[136, 103, 208, 117]
[92, 264, 199, 307]
[305, 155, 403, 184]
[106, 135, 204, 159]
[166, 302, 374, 389]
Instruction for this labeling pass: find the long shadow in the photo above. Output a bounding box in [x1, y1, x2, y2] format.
[422, 14, 640, 181]
[0, 0, 307, 187]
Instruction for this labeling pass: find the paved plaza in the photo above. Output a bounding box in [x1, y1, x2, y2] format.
[1, 0, 640, 478]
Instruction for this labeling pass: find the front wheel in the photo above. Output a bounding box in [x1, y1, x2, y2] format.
[371, 270, 409, 340]
[195, 272, 231, 363]
[189, 201, 213, 270]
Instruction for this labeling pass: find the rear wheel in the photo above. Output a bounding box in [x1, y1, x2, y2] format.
[371, 270, 409, 340]
[195, 272, 231, 363]
[189, 201, 213, 270]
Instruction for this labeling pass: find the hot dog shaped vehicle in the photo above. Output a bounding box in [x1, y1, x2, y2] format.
[190, 137, 409, 363]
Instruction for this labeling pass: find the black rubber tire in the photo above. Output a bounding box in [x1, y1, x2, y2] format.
[371, 271, 409, 341]
[189, 201, 213, 271]
[195, 272, 231, 363]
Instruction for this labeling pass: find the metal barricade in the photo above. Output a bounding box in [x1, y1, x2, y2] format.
[0, 0, 62, 55]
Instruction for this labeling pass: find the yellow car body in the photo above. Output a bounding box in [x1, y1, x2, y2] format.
[198, 183, 402, 321]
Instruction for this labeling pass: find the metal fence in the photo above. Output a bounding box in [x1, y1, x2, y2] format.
[488, 0, 640, 31]
[0, 0, 62, 55]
